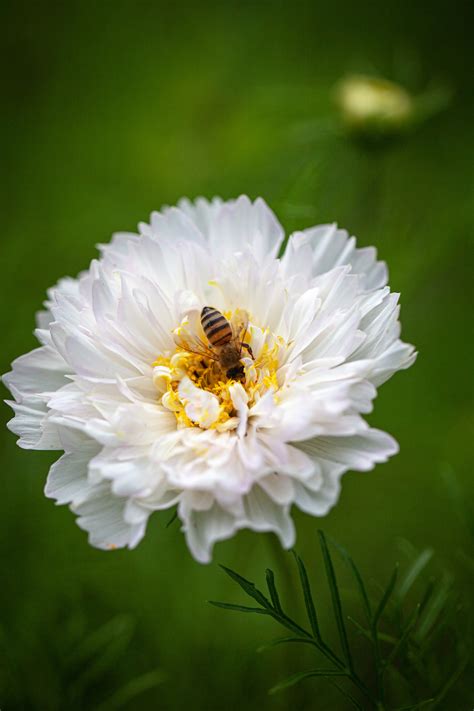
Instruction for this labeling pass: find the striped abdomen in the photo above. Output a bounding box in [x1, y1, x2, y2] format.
[201, 306, 232, 347]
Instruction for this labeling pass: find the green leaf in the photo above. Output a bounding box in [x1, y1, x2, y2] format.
[318, 530, 353, 671]
[292, 550, 321, 640]
[219, 565, 272, 609]
[393, 699, 434, 710]
[257, 636, 318, 653]
[331, 538, 372, 625]
[373, 564, 399, 628]
[265, 568, 283, 613]
[268, 610, 314, 640]
[208, 601, 270, 615]
[397, 549, 433, 602]
[328, 678, 364, 710]
[348, 616, 399, 647]
[270, 669, 347, 694]
[69, 616, 135, 699]
[96, 670, 165, 711]
[386, 604, 420, 666]
[432, 654, 469, 707]
[214, 567, 312, 638]
[418, 577, 436, 616]
[69, 615, 134, 666]
[347, 616, 373, 642]
[414, 573, 453, 643]
[165, 509, 178, 528]
[378, 631, 399, 645]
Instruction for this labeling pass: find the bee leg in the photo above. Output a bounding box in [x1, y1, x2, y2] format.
[242, 342, 254, 359]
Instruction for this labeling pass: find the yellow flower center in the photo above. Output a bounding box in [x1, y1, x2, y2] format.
[152, 315, 284, 431]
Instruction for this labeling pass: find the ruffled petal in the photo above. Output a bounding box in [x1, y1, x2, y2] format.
[6, 402, 62, 450]
[72, 481, 148, 550]
[298, 428, 399, 472]
[45, 437, 101, 504]
[284, 223, 388, 290]
[3, 346, 70, 401]
[179, 195, 284, 262]
[178, 377, 220, 428]
[181, 502, 239, 564]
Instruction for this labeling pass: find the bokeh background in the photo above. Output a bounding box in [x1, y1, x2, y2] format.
[1, 1, 473, 709]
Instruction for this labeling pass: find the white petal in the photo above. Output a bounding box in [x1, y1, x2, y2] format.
[229, 382, 249, 438]
[181, 502, 239, 564]
[6, 402, 62, 450]
[285, 223, 388, 289]
[298, 428, 398, 472]
[368, 340, 417, 386]
[73, 482, 147, 550]
[97, 231, 140, 263]
[208, 195, 284, 261]
[3, 346, 69, 401]
[45, 438, 101, 504]
[90, 446, 168, 498]
[178, 376, 220, 428]
[177, 196, 224, 237]
[258, 474, 294, 505]
[182, 485, 296, 564]
[242, 486, 295, 548]
[293, 460, 346, 516]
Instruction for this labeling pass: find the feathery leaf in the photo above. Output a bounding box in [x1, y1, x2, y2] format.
[331, 537, 372, 625]
[292, 550, 321, 640]
[96, 670, 165, 710]
[219, 565, 272, 609]
[328, 678, 364, 710]
[393, 700, 434, 710]
[165, 509, 178, 528]
[257, 636, 318, 652]
[397, 549, 433, 602]
[374, 564, 399, 628]
[386, 604, 420, 666]
[318, 530, 353, 671]
[208, 601, 269, 615]
[270, 668, 347, 694]
[265, 568, 283, 613]
[414, 573, 453, 643]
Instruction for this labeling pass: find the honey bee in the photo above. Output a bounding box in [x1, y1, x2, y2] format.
[174, 306, 254, 381]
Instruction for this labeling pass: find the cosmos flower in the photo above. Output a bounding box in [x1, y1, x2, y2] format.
[3, 196, 416, 562]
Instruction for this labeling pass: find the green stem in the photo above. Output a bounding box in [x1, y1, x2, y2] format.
[372, 623, 386, 707]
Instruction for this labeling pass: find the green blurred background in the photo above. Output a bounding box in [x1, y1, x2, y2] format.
[1, 1, 473, 709]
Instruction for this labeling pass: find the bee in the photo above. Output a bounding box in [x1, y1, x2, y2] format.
[174, 306, 254, 381]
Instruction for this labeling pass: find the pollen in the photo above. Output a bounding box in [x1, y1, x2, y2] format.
[152, 313, 285, 432]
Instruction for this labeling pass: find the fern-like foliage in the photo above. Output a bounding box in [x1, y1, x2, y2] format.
[0, 599, 164, 710]
[210, 530, 470, 710]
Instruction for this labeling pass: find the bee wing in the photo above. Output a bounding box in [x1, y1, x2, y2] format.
[230, 309, 249, 354]
[174, 332, 219, 361]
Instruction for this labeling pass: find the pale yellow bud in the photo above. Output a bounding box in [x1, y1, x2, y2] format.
[335, 75, 414, 134]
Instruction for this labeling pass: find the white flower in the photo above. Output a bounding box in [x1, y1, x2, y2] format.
[3, 196, 416, 562]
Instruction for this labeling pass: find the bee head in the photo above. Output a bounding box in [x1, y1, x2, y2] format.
[226, 364, 245, 382]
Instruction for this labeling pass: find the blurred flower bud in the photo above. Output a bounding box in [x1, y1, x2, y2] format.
[335, 75, 414, 136]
